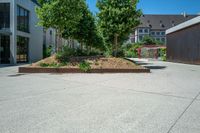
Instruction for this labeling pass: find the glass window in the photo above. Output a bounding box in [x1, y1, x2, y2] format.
[144, 29, 148, 33]
[0, 36, 10, 63]
[17, 6, 29, 32]
[17, 36, 29, 63]
[0, 3, 10, 29]
[151, 32, 155, 35]
[139, 29, 143, 33]
[156, 32, 160, 36]
[161, 32, 165, 36]
[139, 36, 143, 41]
[161, 38, 166, 43]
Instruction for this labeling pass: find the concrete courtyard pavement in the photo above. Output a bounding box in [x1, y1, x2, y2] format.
[0, 60, 200, 133]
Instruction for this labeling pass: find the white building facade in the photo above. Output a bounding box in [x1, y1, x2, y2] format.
[0, 0, 43, 64]
[128, 14, 198, 44]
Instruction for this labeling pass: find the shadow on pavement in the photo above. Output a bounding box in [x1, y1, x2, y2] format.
[144, 66, 167, 70]
[0, 65, 14, 68]
[134, 61, 153, 65]
[0, 63, 29, 68]
[131, 59, 167, 70]
[7, 74, 26, 77]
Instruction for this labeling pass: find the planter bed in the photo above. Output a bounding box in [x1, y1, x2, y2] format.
[18, 55, 150, 73]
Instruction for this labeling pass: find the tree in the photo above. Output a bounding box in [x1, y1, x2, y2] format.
[140, 36, 164, 45]
[71, 4, 92, 49]
[142, 36, 156, 45]
[68, 3, 104, 51]
[82, 12, 104, 51]
[97, 0, 142, 56]
[36, 0, 85, 51]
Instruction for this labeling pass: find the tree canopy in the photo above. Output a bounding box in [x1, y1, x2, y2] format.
[36, 0, 104, 51]
[36, 0, 84, 34]
[97, 0, 142, 55]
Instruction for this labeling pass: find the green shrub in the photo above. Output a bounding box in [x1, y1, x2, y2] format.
[79, 61, 91, 72]
[141, 36, 156, 45]
[56, 52, 69, 63]
[88, 50, 102, 56]
[159, 48, 167, 61]
[56, 45, 74, 63]
[56, 45, 102, 63]
[43, 45, 53, 58]
[74, 48, 87, 56]
[125, 50, 137, 58]
[40, 63, 50, 67]
[141, 36, 164, 45]
[39, 62, 66, 68]
[103, 47, 112, 57]
[123, 43, 141, 58]
[114, 49, 125, 57]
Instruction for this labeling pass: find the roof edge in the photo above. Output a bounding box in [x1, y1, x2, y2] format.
[166, 16, 200, 34]
[142, 14, 198, 16]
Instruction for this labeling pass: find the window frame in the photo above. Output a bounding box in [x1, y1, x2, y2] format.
[0, 3, 10, 29]
[17, 5, 30, 33]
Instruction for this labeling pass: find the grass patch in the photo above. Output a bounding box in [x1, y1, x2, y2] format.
[39, 62, 67, 68]
[79, 61, 91, 72]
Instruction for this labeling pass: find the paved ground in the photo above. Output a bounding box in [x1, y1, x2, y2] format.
[0, 59, 200, 133]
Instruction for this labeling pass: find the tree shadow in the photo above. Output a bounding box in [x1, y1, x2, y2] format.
[134, 61, 153, 65]
[7, 74, 26, 77]
[144, 66, 166, 70]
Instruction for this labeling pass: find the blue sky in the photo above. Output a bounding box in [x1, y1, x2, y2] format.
[86, 0, 200, 15]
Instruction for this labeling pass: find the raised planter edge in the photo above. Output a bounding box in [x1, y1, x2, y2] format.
[18, 67, 150, 73]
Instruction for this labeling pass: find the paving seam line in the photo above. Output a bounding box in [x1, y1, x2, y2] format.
[166, 91, 200, 133]
[98, 84, 194, 100]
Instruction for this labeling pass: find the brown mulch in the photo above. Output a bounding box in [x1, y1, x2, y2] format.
[31, 55, 145, 69]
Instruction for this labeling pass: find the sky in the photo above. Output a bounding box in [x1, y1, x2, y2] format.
[86, 0, 200, 15]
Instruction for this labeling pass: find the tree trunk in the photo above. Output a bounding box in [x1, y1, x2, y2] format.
[80, 43, 82, 50]
[67, 39, 70, 48]
[56, 30, 62, 52]
[72, 39, 75, 49]
[90, 45, 92, 52]
[56, 30, 59, 52]
[59, 34, 62, 50]
[113, 34, 118, 57]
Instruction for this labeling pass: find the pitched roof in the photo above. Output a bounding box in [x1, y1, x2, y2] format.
[166, 16, 200, 34]
[138, 14, 198, 30]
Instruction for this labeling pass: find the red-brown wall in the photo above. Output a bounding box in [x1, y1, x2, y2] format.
[167, 23, 200, 64]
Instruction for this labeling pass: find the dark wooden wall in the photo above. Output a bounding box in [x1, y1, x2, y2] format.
[167, 23, 200, 64]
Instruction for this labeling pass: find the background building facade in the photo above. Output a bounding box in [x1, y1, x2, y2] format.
[129, 14, 198, 44]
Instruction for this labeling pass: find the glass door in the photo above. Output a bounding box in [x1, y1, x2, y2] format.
[0, 35, 10, 64]
[17, 36, 29, 63]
